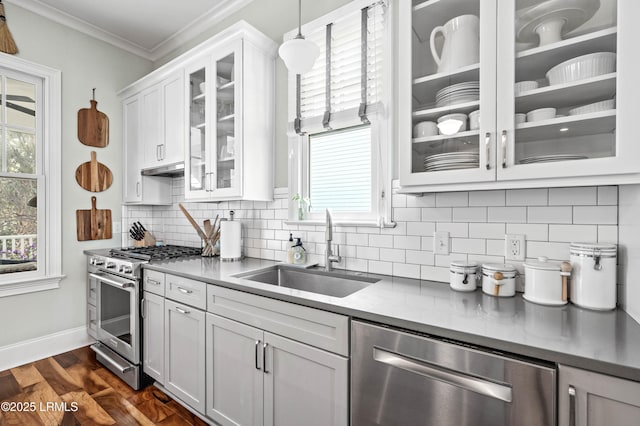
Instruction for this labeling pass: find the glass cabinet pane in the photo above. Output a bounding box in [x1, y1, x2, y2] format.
[511, 0, 617, 166]
[411, 0, 482, 175]
[215, 53, 236, 190]
[188, 68, 206, 192]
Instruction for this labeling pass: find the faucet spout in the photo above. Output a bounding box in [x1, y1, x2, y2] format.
[325, 209, 341, 271]
[326, 209, 333, 242]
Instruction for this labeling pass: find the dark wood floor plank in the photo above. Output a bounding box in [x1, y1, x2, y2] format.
[165, 400, 209, 426]
[59, 410, 83, 426]
[93, 368, 136, 399]
[71, 346, 101, 371]
[33, 358, 82, 396]
[92, 388, 155, 426]
[53, 351, 81, 369]
[0, 373, 22, 401]
[61, 391, 115, 425]
[20, 380, 67, 425]
[132, 398, 176, 424]
[65, 364, 110, 396]
[10, 364, 45, 389]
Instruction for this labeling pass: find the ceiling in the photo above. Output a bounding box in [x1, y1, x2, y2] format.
[6, 0, 255, 61]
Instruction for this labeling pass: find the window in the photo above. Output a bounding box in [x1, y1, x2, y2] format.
[286, 0, 393, 225]
[0, 56, 62, 297]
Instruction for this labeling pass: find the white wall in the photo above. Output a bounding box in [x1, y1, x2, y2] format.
[0, 4, 152, 347]
[618, 185, 640, 323]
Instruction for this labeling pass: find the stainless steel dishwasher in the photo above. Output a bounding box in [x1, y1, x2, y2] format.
[351, 321, 556, 426]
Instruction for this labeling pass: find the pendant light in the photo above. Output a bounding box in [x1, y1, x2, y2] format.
[279, 0, 320, 74]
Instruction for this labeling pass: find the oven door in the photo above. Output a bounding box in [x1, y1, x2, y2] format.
[92, 272, 140, 364]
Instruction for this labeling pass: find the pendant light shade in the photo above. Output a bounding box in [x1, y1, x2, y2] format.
[279, 0, 319, 74]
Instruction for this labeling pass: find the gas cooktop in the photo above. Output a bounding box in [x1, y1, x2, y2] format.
[109, 245, 202, 261]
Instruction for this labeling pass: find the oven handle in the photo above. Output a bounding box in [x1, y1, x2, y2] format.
[373, 347, 513, 403]
[91, 344, 133, 374]
[90, 273, 136, 289]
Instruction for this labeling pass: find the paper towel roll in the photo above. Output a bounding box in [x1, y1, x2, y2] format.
[220, 220, 242, 260]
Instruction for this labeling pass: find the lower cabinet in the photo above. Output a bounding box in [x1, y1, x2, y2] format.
[142, 291, 164, 383]
[559, 365, 640, 426]
[165, 299, 206, 413]
[206, 313, 349, 426]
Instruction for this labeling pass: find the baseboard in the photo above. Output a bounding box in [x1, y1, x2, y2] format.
[0, 326, 94, 371]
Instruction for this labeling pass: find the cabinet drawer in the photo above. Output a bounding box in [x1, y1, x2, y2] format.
[166, 274, 206, 310]
[207, 285, 349, 356]
[144, 269, 166, 295]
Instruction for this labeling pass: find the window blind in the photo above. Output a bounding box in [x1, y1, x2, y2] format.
[297, 2, 385, 131]
[309, 125, 371, 212]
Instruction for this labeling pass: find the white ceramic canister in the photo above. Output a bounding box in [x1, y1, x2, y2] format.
[523, 257, 567, 306]
[482, 264, 517, 297]
[449, 261, 479, 292]
[570, 242, 617, 310]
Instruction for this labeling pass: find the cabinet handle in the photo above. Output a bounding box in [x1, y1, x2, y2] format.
[136, 182, 141, 197]
[177, 286, 193, 294]
[569, 385, 576, 426]
[161, 144, 165, 160]
[175, 306, 190, 315]
[156, 145, 162, 161]
[255, 340, 261, 371]
[147, 279, 160, 286]
[140, 298, 145, 319]
[263, 343, 269, 374]
[485, 132, 491, 170]
[501, 130, 507, 168]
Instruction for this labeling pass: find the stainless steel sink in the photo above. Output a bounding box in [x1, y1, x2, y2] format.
[234, 265, 379, 298]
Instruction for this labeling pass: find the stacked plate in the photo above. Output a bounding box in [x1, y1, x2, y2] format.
[436, 82, 480, 107]
[518, 154, 588, 164]
[424, 151, 479, 172]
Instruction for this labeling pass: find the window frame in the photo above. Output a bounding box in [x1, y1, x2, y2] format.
[285, 0, 395, 227]
[0, 55, 63, 297]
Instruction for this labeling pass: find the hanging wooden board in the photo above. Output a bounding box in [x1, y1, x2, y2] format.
[78, 90, 109, 147]
[76, 196, 112, 241]
[75, 151, 113, 192]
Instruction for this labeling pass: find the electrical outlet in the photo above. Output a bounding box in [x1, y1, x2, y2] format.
[505, 234, 525, 261]
[434, 231, 450, 255]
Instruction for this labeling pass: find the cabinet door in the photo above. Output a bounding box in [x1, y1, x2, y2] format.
[398, 0, 497, 187]
[210, 39, 243, 198]
[123, 95, 142, 203]
[559, 365, 640, 426]
[206, 313, 263, 426]
[142, 291, 164, 383]
[164, 299, 206, 413]
[185, 58, 211, 200]
[163, 72, 185, 164]
[263, 332, 348, 426]
[141, 84, 163, 168]
[496, 0, 636, 181]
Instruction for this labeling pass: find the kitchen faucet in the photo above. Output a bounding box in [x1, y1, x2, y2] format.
[325, 209, 342, 272]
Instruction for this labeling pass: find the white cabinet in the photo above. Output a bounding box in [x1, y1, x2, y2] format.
[205, 313, 348, 426]
[184, 26, 276, 201]
[399, 0, 640, 192]
[121, 94, 172, 205]
[559, 364, 640, 426]
[142, 291, 164, 383]
[164, 298, 206, 413]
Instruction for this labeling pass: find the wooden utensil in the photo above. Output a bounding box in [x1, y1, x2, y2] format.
[76, 196, 112, 241]
[78, 89, 109, 147]
[493, 271, 503, 296]
[178, 203, 208, 240]
[75, 151, 113, 192]
[561, 261, 572, 302]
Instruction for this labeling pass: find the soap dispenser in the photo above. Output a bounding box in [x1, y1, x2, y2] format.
[287, 233, 295, 264]
[292, 238, 306, 265]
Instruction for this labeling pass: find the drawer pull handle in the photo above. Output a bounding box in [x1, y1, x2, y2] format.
[177, 287, 193, 294]
[569, 385, 576, 426]
[147, 279, 160, 286]
[263, 343, 269, 374]
[255, 340, 261, 371]
[176, 307, 190, 315]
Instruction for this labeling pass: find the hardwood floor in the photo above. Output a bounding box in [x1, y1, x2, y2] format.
[0, 346, 208, 425]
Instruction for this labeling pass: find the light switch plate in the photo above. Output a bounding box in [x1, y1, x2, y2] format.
[434, 231, 450, 255]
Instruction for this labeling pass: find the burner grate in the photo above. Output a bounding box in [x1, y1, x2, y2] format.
[110, 245, 202, 261]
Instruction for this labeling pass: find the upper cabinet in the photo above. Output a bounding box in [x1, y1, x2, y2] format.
[119, 21, 276, 204]
[184, 32, 275, 201]
[399, 0, 640, 192]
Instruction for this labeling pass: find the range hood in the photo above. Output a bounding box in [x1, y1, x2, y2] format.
[141, 162, 184, 177]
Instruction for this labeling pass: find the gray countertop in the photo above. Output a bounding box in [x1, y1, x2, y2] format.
[140, 255, 640, 381]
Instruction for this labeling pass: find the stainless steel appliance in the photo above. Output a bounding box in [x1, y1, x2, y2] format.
[87, 245, 201, 389]
[351, 321, 556, 426]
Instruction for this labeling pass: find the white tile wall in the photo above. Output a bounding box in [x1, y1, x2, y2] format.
[123, 182, 620, 299]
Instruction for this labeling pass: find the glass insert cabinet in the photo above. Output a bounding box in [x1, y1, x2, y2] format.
[399, 0, 640, 191]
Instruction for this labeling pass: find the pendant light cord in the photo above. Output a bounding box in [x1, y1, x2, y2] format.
[296, 0, 303, 39]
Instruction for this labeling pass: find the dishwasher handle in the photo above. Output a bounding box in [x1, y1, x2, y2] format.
[373, 347, 513, 403]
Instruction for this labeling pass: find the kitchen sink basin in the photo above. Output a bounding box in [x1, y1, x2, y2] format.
[234, 265, 379, 298]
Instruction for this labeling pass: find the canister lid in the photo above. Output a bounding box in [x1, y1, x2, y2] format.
[450, 261, 478, 268]
[570, 242, 617, 256]
[524, 256, 561, 271]
[482, 263, 517, 272]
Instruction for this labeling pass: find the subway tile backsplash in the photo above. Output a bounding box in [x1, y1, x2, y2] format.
[122, 179, 619, 293]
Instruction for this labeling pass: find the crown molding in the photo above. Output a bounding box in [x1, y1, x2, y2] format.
[5, 0, 256, 61]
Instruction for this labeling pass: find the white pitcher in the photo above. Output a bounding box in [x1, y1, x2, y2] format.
[430, 15, 480, 73]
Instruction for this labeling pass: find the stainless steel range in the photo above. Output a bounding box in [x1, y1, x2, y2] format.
[86, 245, 201, 389]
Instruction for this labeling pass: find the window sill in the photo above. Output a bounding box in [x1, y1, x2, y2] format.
[284, 219, 396, 229]
[0, 274, 65, 298]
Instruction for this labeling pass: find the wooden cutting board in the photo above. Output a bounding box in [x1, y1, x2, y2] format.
[75, 151, 113, 192]
[76, 196, 112, 241]
[78, 91, 109, 147]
